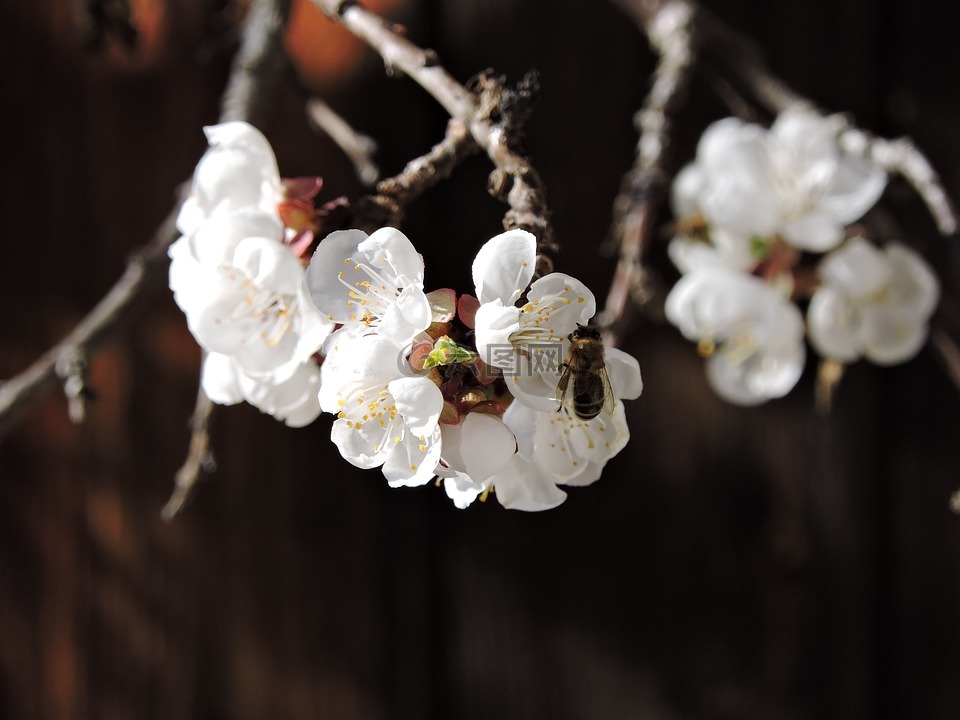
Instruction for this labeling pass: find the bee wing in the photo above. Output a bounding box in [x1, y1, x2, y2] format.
[556, 364, 574, 412]
[599, 365, 616, 415]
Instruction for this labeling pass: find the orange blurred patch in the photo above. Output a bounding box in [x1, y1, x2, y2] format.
[285, 0, 407, 87]
[129, 0, 166, 56]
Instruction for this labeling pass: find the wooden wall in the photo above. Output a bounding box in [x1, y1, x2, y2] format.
[1, 0, 958, 717]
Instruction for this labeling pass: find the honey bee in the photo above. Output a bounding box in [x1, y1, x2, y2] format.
[557, 324, 614, 420]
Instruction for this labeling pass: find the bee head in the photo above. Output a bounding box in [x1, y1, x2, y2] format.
[570, 323, 602, 341]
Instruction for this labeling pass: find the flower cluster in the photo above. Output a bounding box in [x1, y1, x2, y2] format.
[169, 122, 333, 426]
[169, 122, 643, 510]
[306, 228, 643, 511]
[665, 109, 939, 405]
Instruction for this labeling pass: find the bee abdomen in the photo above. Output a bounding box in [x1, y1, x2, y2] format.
[573, 394, 604, 420]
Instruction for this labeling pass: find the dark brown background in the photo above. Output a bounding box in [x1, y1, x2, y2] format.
[1, 0, 959, 718]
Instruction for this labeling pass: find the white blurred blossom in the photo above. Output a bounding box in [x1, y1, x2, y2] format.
[671, 110, 886, 256]
[807, 237, 939, 365]
[665, 268, 806, 405]
[169, 121, 331, 425]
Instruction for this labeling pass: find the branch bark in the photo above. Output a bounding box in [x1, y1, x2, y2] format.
[308, 0, 556, 260]
[600, 0, 698, 348]
[352, 117, 480, 230]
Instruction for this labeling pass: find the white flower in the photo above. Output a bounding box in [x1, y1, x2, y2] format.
[666, 269, 806, 405]
[482, 395, 632, 511]
[472, 230, 597, 410]
[202, 352, 322, 427]
[807, 237, 939, 365]
[675, 110, 886, 254]
[438, 412, 518, 509]
[169, 210, 333, 380]
[444, 348, 640, 512]
[177, 122, 283, 236]
[320, 332, 442, 487]
[306, 227, 431, 345]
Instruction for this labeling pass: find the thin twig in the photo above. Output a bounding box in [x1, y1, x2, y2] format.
[353, 117, 480, 229]
[162, 383, 215, 520]
[930, 325, 960, 393]
[306, 98, 380, 186]
[0, 200, 183, 439]
[309, 0, 556, 260]
[600, 0, 698, 348]
[840, 131, 958, 236]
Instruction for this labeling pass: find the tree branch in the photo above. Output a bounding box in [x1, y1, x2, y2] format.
[308, 0, 556, 260]
[352, 117, 480, 230]
[306, 97, 380, 187]
[600, 0, 698, 348]
[0, 202, 181, 439]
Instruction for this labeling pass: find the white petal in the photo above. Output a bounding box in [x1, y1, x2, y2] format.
[475, 301, 521, 367]
[821, 154, 887, 224]
[458, 412, 517, 483]
[706, 334, 805, 405]
[501, 400, 539, 459]
[201, 353, 243, 405]
[533, 412, 590, 481]
[665, 269, 761, 341]
[490, 456, 567, 511]
[860, 306, 929, 365]
[378, 284, 431, 344]
[306, 229, 372, 321]
[383, 426, 442, 487]
[330, 417, 394, 469]
[605, 347, 643, 400]
[233, 237, 304, 293]
[820, 237, 890, 298]
[780, 210, 845, 253]
[807, 287, 862, 362]
[388, 376, 442, 437]
[525, 273, 597, 328]
[185, 122, 281, 228]
[505, 371, 562, 412]
[438, 423, 467, 473]
[443, 473, 489, 509]
[359, 227, 424, 286]
[472, 229, 537, 305]
[670, 163, 705, 219]
[238, 361, 321, 427]
[667, 228, 754, 274]
[293, 278, 335, 363]
[189, 208, 283, 266]
[885, 243, 939, 319]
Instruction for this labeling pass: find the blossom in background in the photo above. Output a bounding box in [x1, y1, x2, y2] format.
[202, 353, 322, 428]
[472, 229, 597, 411]
[176, 122, 283, 236]
[807, 237, 939, 365]
[170, 217, 331, 380]
[169, 121, 331, 425]
[671, 109, 886, 255]
[665, 268, 806, 405]
[306, 227, 431, 345]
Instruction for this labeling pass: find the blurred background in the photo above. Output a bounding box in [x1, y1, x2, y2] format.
[1, 0, 959, 718]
